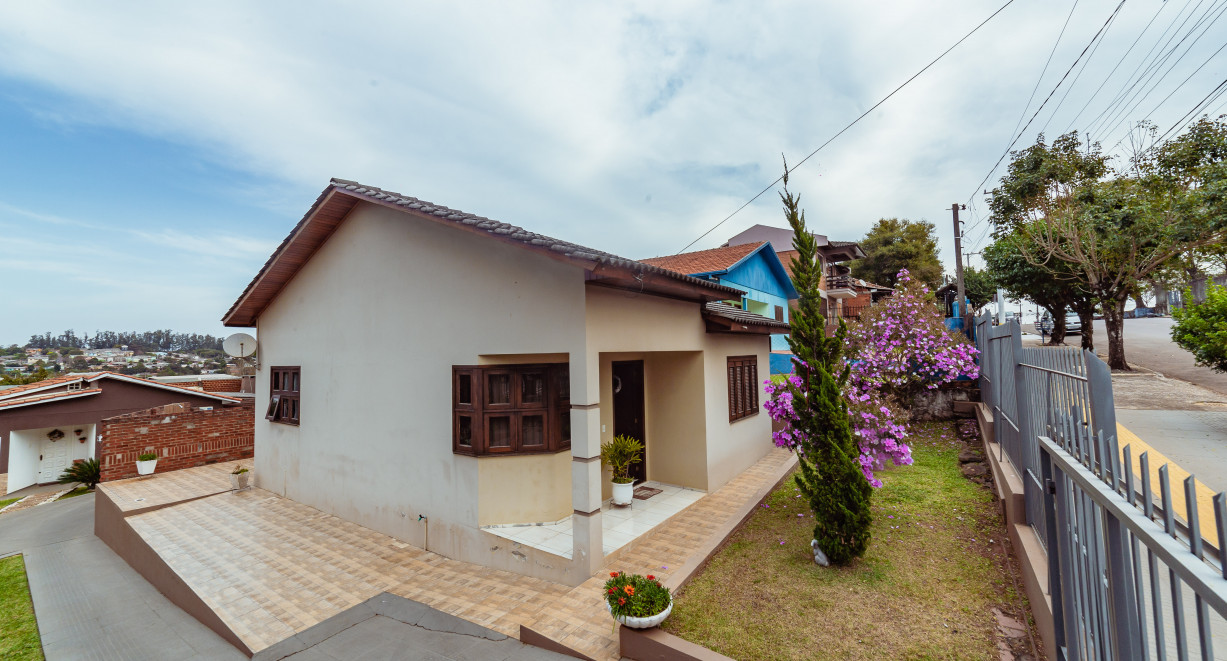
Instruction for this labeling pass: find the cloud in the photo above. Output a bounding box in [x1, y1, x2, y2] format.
[0, 0, 1220, 342]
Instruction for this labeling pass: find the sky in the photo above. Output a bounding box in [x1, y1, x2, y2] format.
[0, 0, 1223, 345]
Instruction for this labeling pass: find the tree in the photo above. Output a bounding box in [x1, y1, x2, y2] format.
[983, 230, 1097, 348]
[849, 218, 943, 289]
[1171, 284, 1227, 372]
[989, 122, 1227, 368]
[769, 168, 872, 565]
[962, 266, 997, 312]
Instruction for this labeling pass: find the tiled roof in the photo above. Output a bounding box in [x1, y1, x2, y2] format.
[224, 179, 745, 326]
[703, 302, 791, 330]
[0, 389, 101, 410]
[829, 240, 860, 248]
[0, 374, 86, 400]
[639, 242, 763, 275]
[0, 372, 241, 405]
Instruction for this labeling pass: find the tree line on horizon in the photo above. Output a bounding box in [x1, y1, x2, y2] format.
[19, 329, 225, 354]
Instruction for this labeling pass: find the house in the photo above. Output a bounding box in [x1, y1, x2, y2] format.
[639, 241, 799, 354]
[221, 178, 786, 585]
[0, 372, 243, 494]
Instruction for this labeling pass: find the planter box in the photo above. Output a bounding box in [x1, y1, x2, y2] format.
[135, 459, 158, 476]
[230, 472, 251, 491]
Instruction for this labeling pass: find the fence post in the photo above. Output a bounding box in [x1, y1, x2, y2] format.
[1011, 320, 1041, 530]
[1040, 446, 1069, 661]
[1084, 350, 1143, 660]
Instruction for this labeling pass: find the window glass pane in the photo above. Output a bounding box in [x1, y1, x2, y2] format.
[458, 415, 472, 447]
[292, 371, 299, 392]
[558, 367, 570, 400]
[488, 374, 511, 405]
[521, 372, 545, 405]
[522, 414, 544, 446]
[489, 416, 511, 447]
[559, 409, 571, 443]
[272, 371, 281, 391]
[266, 394, 280, 420]
[458, 374, 472, 405]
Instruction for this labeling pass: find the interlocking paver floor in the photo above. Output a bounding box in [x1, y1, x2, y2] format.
[101, 462, 238, 513]
[121, 448, 796, 660]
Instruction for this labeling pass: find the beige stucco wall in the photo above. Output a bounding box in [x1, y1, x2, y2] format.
[477, 451, 572, 526]
[254, 201, 590, 583]
[585, 287, 772, 497]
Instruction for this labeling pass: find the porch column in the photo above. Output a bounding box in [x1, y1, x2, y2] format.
[570, 350, 604, 574]
[571, 406, 603, 573]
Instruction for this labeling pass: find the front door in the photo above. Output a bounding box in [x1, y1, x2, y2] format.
[612, 360, 646, 484]
[38, 437, 70, 484]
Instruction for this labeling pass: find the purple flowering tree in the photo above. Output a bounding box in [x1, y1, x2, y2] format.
[766, 269, 979, 487]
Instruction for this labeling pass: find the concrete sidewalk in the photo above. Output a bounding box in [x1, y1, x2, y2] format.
[0, 495, 246, 661]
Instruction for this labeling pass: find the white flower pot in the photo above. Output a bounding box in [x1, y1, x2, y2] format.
[606, 600, 673, 629]
[135, 459, 157, 476]
[611, 480, 635, 506]
[230, 472, 251, 490]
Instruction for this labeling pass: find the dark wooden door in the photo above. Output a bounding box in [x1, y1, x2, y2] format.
[612, 360, 646, 484]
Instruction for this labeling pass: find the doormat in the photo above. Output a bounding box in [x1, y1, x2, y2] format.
[633, 486, 663, 500]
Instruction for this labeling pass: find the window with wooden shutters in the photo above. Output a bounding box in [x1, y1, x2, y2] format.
[268, 366, 301, 425]
[775, 305, 784, 322]
[453, 363, 571, 456]
[727, 356, 759, 422]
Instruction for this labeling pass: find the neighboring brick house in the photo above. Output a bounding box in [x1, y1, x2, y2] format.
[98, 401, 254, 482]
[0, 372, 244, 494]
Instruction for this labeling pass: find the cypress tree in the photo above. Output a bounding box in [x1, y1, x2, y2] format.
[780, 169, 873, 565]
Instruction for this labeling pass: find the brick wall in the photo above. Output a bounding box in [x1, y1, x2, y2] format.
[201, 378, 242, 393]
[99, 400, 254, 482]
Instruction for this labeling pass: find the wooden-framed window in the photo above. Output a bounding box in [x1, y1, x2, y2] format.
[268, 366, 300, 425]
[452, 363, 570, 456]
[774, 305, 784, 322]
[727, 356, 759, 422]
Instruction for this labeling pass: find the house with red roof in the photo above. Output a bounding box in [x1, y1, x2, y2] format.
[221, 178, 785, 585]
[0, 372, 243, 494]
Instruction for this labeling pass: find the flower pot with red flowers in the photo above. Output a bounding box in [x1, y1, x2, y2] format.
[603, 571, 672, 628]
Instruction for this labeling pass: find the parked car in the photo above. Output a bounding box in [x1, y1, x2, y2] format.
[1037, 312, 1082, 334]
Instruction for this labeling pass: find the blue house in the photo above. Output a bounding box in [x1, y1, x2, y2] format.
[642, 241, 799, 372]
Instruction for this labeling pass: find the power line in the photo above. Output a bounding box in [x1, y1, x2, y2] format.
[1006, 0, 1082, 152]
[675, 0, 1018, 254]
[1152, 77, 1227, 144]
[1064, 0, 1170, 134]
[1085, 0, 1218, 139]
[1038, 0, 1125, 136]
[1095, 0, 1227, 149]
[963, 0, 1128, 217]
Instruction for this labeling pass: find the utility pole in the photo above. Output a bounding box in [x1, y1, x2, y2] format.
[952, 203, 967, 332]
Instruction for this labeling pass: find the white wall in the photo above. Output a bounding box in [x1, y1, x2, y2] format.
[7, 423, 94, 494]
[254, 201, 589, 571]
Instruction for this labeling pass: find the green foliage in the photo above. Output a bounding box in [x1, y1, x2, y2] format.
[961, 266, 997, 311]
[231, 464, 249, 475]
[137, 452, 158, 462]
[57, 458, 101, 490]
[603, 571, 671, 619]
[1172, 284, 1227, 372]
[849, 218, 943, 289]
[781, 169, 872, 565]
[600, 435, 643, 484]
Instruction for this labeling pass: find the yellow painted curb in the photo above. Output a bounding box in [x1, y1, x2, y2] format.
[1117, 423, 1219, 544]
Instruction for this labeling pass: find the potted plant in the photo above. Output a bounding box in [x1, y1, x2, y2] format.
[603, 571, 672, 628]
[600, 435, 643, 506]
[229, 464, 251, 491]
[135, 452, 158, 476]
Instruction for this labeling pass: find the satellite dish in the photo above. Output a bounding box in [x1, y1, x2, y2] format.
[223, 333, 257, 358]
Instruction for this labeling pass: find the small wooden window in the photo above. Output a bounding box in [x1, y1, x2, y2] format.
[727, 356, 759, 422]
[775, 305, 784, 322]
[269, 366, 301, 425]
[453, 364, 570, 456]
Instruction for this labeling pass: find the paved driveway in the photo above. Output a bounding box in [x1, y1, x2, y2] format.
[1091, 317, 1227, 396]
[0, 495, 246, 661]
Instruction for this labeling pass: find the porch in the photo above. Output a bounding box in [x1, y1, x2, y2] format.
[6, 423, 96, 494]
[96, 448, 796, 660]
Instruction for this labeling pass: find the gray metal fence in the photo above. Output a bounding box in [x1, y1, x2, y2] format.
[974, 312, 1227, 660]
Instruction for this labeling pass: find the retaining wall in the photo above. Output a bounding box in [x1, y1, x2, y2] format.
[99, 401, 254, 482]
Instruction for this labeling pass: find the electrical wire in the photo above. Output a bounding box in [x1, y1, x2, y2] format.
[675, 0, 1018, 254]
[963, 0, 1128, 214]
[1006, 0, 1082, 154]
[1063, 0, 1169, 134]
[1038, 0, 1125, 136]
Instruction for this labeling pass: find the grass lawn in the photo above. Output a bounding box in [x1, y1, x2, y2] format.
[56, 486, 92, 501]
[0, 555, 43, 660]
[0, 497, 20, 510]
[663, 420, 1035, 660]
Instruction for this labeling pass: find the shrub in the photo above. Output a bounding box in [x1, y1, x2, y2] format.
[58, 458, 101, 490]
[137, 452, 158, 461]
[1172, 284, 1227, 372]
[603, 571, 671, 619]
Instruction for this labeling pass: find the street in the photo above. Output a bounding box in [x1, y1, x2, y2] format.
[1091, 317, 1227, 396]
